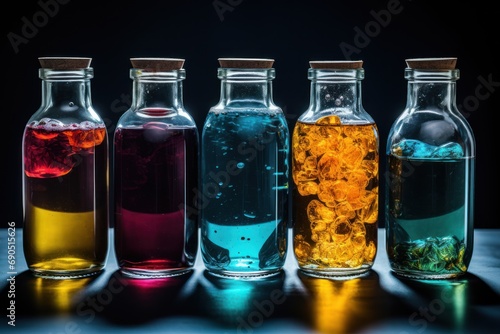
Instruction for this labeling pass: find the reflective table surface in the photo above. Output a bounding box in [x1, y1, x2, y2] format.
[1, 228, 499, 334]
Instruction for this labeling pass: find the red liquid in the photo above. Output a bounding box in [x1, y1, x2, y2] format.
[114, 123, 198, 275]
[24, 121, 106, 178]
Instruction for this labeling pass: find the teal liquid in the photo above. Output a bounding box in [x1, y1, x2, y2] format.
[200, 111, 289, 276]
[386, 155, 475, 279]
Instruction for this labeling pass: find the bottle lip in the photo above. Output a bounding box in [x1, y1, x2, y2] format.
[404, 57, 459, 80]
[405, 68, 460, 81]
[217, 67, 276, 80]
[130, 68, 186, 81]
[38, 56, 94, 79]
[38, 67, 94, 80]
[308, 67, 364, 81]
[307, 60, 364, 80]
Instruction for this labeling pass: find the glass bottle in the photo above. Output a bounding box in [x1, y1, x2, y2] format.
[200, 58, 289, 278]
[22, 57, 109, 278]
[292, 60, 379, 278]
[386, 57, 475, 279]
[114, 58, 199, 278]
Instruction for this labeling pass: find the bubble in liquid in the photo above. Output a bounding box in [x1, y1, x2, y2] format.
[295, 238, 312, 262]
[143, 122, 170, 143]
[330, 216, 351, 243]
[297, 181, 318, 196]
[315, 115, 341, 126]
[307, 200, 335, 223]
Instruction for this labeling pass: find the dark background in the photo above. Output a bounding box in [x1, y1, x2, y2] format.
[2, 0, 498, 229]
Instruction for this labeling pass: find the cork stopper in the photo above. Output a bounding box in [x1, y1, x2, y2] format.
[130, 58, 185, 71]
[310, 60, 363, 69]
[38, 57, 92, 69]
[405, 57, 457, 70]
[218, 58, 274, 69]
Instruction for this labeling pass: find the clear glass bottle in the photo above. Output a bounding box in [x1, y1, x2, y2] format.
[22, 57, 109, 278]
[386, 57, 475, 279]
[292, 60, 379, 278]
[114, 58, 199, 278]
[200, 58, 289, 278]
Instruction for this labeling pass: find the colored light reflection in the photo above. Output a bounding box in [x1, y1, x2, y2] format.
[298, 270, 386, 333]
[102, 270, 193, 323]
[33, 276, 94, 313]
[403, 278, 469, 331]
[195, 270, 286, 328]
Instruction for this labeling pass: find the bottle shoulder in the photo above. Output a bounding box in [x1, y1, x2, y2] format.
[26, 105, 105, 125]
[387, 108, 476, 157]
[297, 107, 376, 125]
[116, 108, 197, 128]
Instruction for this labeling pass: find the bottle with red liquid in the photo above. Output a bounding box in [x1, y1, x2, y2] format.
[113, 58, 199, 278]
[22, 57, 109, 278]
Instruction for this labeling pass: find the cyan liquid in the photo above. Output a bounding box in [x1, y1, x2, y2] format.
[200, 110, 289, 276]
[386, 155, 475, 279]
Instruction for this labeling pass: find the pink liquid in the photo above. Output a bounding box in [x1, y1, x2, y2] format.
[117, 209, 186, 269]
[114, 123, 198, 275]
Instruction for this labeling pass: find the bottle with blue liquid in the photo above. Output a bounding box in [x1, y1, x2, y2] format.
[200, 58, 289, 278]
[386, 58, 476, 279]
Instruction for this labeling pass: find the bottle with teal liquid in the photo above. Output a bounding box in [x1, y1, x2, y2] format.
[200, 58, 290, 278]
[385, 57, 476, 279]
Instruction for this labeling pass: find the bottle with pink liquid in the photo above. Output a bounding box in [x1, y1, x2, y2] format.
[113, 58, 199, 278]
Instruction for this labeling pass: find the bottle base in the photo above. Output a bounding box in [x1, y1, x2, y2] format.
[299, 265, 372, 280]
[119, 267, 194, 279]
[391, 269, 467, 280]
[30, 267, 104, 280]
[205, 268, 283, 280]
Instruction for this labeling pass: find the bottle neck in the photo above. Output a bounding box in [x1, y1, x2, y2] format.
[405, 68, 459, 112]
[218, 68, 275, 108]
[40, 69, 93, 109]
[131, 69, 185, 113]
[309, 80, 362, 113]
[308, 68, 364, 114]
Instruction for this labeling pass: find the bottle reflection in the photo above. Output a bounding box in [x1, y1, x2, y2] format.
[298, 270, 391, 333]
[13, 271, 97, 315]
[191, 270, 287, 329]
[397, 278, 470, 332]
[100, 270, 193, 325]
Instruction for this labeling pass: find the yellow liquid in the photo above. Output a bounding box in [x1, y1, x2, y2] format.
[24, 205, 108, 277]
[292, 116, 379, 273]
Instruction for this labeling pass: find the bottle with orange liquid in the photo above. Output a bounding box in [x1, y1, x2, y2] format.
[292, 60, 379, 278]
[22, 57, 109, 278]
